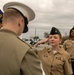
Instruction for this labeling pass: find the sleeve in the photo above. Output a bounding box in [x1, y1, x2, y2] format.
[33, 38, 49, 47]
[20, 48, 42, 75]
[63, 41, 66, 50]
[37, 47, 48, 59]
[64, 53, 73, 75]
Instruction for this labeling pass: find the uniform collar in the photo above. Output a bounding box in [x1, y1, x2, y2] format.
[0, 29, 18, 37]
[47, 45, 64, 55]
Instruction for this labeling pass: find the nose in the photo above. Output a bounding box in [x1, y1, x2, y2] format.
[50, 37, 54, 40]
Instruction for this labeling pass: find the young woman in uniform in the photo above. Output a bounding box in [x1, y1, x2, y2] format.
[63, 27, 74, 75]
[34, 27, 73, 75]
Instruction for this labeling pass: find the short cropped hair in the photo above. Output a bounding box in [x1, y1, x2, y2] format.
[3, 9, 23, 24]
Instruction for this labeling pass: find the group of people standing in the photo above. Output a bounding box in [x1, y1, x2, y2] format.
[34, 26, 74, 75]
[0, 1, 74, 75]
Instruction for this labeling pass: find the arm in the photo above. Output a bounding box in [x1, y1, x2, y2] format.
[64, 53, 73, 75]
[63, 42, 66, 50]
[20, 48, 42, 75]
[34, 38, 49, 47]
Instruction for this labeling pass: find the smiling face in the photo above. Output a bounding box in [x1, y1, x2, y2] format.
[49, 34, 62, 47]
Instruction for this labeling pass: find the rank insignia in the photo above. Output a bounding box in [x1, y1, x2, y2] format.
[56, 57, 64, 61]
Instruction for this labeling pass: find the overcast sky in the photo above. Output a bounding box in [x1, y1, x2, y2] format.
[0, 0, 74, 39]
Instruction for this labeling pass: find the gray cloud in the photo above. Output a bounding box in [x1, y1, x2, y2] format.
[0, 0, 74, 38]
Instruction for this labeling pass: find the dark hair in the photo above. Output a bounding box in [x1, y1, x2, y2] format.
[69, 27, 74, 39]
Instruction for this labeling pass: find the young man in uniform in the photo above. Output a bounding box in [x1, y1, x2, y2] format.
[0, 2, 42, 75]
[0, 9, 3, 28]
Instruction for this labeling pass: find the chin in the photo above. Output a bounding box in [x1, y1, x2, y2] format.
[51, 44, 56, 46]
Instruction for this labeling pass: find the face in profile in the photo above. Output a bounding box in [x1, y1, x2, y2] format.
[71, 30, 74, 37]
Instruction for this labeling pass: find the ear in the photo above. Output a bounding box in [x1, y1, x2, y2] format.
[59, 39, 62, 44]
[18, 17, 23, 27]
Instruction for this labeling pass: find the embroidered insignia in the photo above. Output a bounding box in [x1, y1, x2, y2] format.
[55, 30, 58, 33]
[56, 57, 64, 61]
